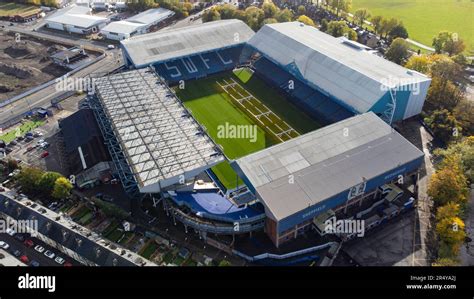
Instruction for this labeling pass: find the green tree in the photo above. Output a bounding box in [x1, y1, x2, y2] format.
[433, 257, 459, 266]
[425, 109, 462, 144]
[16, 167, 43, 194]
[38, 172, 62, 196]
[262, 18, 278, 25]
[297, 5, 306, 16]
[275, 8, 293, 23]
[370, 15, 383, 35]
[320, 18, 328, 32]
[326, 20, 356, 40]
[52, 177, 73, 200]
[380, 17, 398, 38]
[436, 202, 460, 221]
[218, 260, 232, 266]
[426, 77, 465, 111]
[434, 136, 474, 182]
[353, 8, 370, 27]
[330, 0, 351, 17]
[245, 6, 265, 30]
[433, 31, 466, 56]
[218, 4, 236, 19]
[202, 7, 221, 22]
[389, 23, 408, 40]
[453, 100, 474, 137]
[385, 38, 410, 65]
[262, 2, 279, 18]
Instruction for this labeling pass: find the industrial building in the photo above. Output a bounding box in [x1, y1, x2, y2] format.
[45, 5, 108, 35]
[101, 8, 175, 41]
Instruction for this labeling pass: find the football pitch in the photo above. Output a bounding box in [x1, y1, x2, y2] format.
[351, 0, 474, 52]
[175, 69, 321, 190]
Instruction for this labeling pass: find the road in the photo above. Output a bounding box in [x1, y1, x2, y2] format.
[0, 233, 81, 266]
[0, 50, 122, 127]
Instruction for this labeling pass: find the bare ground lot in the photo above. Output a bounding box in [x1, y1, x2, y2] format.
[0, 31, 72, 101]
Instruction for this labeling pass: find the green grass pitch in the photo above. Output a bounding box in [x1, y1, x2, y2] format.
[175, 70, 321, 190]
[351, 0, 474, 52]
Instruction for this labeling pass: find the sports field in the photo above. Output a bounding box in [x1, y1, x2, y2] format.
[175, 69, 321, 190]
[351, 0, 474, 52]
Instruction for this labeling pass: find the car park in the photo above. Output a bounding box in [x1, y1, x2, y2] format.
[0, 241, 10, 250]
[44, 250, 55, 259]
[34, 245, 45, 253]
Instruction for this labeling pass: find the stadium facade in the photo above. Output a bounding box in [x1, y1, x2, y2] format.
[87, 20, 431, 247]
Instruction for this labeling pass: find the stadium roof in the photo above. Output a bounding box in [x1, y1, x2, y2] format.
[121, 19, 254, 67]
[94, 68, 224, 192]
[247, 22, 430, 113]
[47, 5, 107, 28]
[234, 112, 424, 221]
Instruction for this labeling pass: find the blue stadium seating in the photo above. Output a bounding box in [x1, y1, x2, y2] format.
[154, 45, 243, 84]
[253, 57, 354, 124]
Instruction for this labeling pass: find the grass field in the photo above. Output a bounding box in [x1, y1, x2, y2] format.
[0, 119, 45, 143]
[175, 69, 321, 190]
[0, 2, 38, 17]
[351, 0, 474, 53]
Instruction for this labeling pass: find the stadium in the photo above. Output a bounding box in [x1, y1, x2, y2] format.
[88, 19, 430, 249]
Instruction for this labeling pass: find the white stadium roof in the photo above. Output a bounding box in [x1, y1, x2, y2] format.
[94, 69, 224, 192]
[121, 19, 254, 67]
[247, 22, 430, 113]
[235, 112, 424, 221]
[101, 20, 145, 34]
[47, 5, 107, 28]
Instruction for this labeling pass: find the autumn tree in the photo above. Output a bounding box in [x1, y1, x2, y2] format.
[428, 156, 468, 206]
[17, 167, 43, 194]
[52, 177, 73, 200]
[38, 171, 62, 196]
[424, 109, 462, 144]
[297, 15, 315, 27]
[262, 2, 278, 18]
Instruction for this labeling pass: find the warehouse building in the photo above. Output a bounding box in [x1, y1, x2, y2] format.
[45, 5, 108, 35]
[101, 8, 174, 41]
[231, 112, 424, 247]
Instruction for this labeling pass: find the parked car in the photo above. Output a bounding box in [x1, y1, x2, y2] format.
[14, 234, 25, 242]
[44, 250, 55, 259]
[20, 255, 29, 263]
[107, 44, 115, 49]
[24, 239, 34, 248]
[40, 151, 49, 158]
[54, 256, 65, 265]
[34, 245, 45, 253]
[30, 260, 40, 267]
[13, 250, 22, 257]
[0, 241, 10, 250]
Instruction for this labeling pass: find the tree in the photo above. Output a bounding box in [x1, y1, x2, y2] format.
[380, 17, 398, 38]
[436, 216, 466, 252]
[320, 18, 329, 32]
[38, 172, 62, 196]
[218, 4, 236, 19]
[428, 155, 468, 206]
[245, 6, 265, 30]
[262, 2, 278, 18]
[17, 167, 43, 194]
[433, 257, 459, 266]
[330, 0, 351, 17]
[326, 21, 356, 40]
[202, 7, 221, 22]
[353, 8, 370, 27]
[297, 5, 306, 16]
[426, 77, 465, 111]
[385, 38, 410, 65]
[430, 59, 462, 83]
[405, 55, 430, 74]
[370, 15, 383, 35]
[92, 198, 129, 220]
[425, 109, 462, 144]
[436, 202, 460, 221]
[434, 136, 474, 183]
[262, 18, 278, 25]
[453, 100, 474, 138]
[275, 8, 293, 23]
[52, 177, 73, 200]
[297, 15, 315, 27]
[389, 23, 408, 40]
[433, 31, 466, 56]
